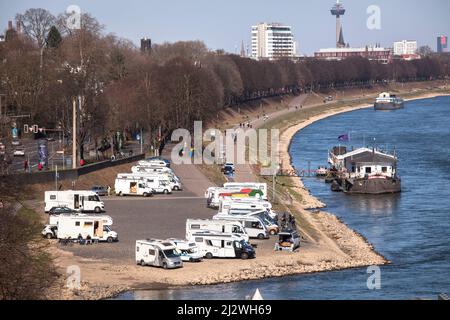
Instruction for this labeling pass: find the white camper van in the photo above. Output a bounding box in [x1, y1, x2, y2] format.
[114, 176, 154, 197]
[223, 183, 268, 200]
[219, 198, 276, 219]
[205, 187, 243, 208]
[135, 239, 183, 269]
[54, 215, 118, 242]
[132, 165, 173, 174]
[167, 239, 203, 262]
[213, 214, 269, 239]
[138, 159, 169, 168]
[49, 213, 113, 226]
[186, 219, 249, 242]
[117, 173, 172, 194]
[188, 232, 255, 259]
[44, 190, 105, 213]
[130, 172, 181, 191]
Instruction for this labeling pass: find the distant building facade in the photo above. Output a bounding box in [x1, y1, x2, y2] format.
[251, 23, 296, 60]
[437, 35, 448, 53]
[314, 46, 393, 64]
[393, 40, 417, 55]
[140, 37, 152, 54]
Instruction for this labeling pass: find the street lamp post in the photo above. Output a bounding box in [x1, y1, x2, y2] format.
[72, 97, 77, 169]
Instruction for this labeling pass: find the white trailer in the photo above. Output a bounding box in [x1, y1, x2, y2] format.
[117, 173, 172, 194]
[56, 215, 118, 242]
[114, 176, 154, 197]
[223, 182, 268, 200]
[213, 214, 269, 239]
[188, 232, 255, 259]
[186, 219, 249, 242]
[135, 239, 183, 269]
[44, 190, 105, 213]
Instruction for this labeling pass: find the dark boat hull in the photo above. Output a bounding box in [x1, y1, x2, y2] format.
[374, 101, 404, 110]
[332, 177, 401, 194]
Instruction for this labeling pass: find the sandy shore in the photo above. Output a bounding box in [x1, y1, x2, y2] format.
[45, 88, 449, 300]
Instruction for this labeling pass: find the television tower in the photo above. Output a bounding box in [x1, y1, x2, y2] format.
[331, 0, 346, 48]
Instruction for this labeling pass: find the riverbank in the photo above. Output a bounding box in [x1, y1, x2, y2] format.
[42, 82, 449, 300]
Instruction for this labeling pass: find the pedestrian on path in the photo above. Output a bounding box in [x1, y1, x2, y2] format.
[107, 185, 111, 196]
[23, 159, 28, 172]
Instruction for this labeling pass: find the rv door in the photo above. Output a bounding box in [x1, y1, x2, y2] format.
[74, 194, 80, 209]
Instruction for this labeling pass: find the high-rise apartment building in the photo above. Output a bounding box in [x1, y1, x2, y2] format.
[251, 23, 296, 60]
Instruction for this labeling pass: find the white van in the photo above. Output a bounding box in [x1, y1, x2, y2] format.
[186, 219, 249, 242]
[117, 173, 172, 194]
[188, 231, 255, 259]
[213, 214, 269, 239]
[55, 215, 118, 242]
[135, 239, 183, 269]
[223, 183, 268, 200]
[167, 239, 203, 262]
[44, 190, 105, 213]
[114, 176, 154, 197]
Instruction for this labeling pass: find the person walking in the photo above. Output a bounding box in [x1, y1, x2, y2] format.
[23, 159, 28, 172]
[107, 185, 111, 196]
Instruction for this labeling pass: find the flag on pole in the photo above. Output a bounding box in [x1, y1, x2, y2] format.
[338, 134, 349, 142]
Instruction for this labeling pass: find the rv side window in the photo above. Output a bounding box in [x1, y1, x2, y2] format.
[382, 167, 388, 173]
[136, 246, 139, 252]
[195, 237, 203, 243]
[88, 195, 100, 202]
[226, 241, 232, 246]
[75, 222, 80, 226]
[84, 222, 93, 227]
[251, 221, 262, 229]
[206, 240, 213, 246]
[50, 195, 56, 200]
[138, 184, 145, 188]
[190, 224, 201, 230]
[148, 249, 156, 256]
[365, 167, 372, 174]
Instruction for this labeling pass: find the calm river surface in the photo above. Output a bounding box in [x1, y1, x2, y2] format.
[117, 96, 450, 300]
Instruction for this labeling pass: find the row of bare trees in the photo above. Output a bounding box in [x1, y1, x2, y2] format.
[1, 8, 449, 157]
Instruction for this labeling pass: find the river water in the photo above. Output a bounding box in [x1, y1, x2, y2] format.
[117, 96, 450, 300]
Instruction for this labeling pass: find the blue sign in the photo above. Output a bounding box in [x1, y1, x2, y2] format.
[12, 127, 18, 139]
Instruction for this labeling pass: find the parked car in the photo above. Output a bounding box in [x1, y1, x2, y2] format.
[222, 165, 234, 175]
[91, 185, 108, 196]
[13, 147, 25, 157]
[48, 206, 78, 215]
[11, 139, 21, 146]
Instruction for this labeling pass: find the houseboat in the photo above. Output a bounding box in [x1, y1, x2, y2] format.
[327, 146, 401, 194]
[374, 92, 404, 111]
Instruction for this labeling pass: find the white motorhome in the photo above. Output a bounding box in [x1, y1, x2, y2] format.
[223, 183, 268, 200]
[117, 173, 172, 194]
[44, 190, 105, 213]
[132, 165, 173, 175]
[186, 219, 249, 242]
[219, 198, 276, 219]
[49, 213, 113, 226]
[188, 231, 255, 259]
[135, 239, 183, 269]
[138, 159, 169, 168]
[114, 176, 154, 197]
[55, 215, 118, 242]
[129, 171, 181, 191]
[212, 214, 269, 239]
[167, 239, 203, 262]
[205, 187, 244, 208]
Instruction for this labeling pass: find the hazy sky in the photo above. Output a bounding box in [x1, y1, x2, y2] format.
[1, 0, 449, 55]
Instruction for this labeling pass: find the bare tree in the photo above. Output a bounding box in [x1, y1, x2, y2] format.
[16, 8, 56, 69]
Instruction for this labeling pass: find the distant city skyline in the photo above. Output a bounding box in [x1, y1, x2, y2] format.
[0, 0, 449, 55]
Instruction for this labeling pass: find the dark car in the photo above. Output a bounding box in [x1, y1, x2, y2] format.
[48, 206, 77, 215]
[222, 165, 234, 176]
[91, 185, 108, 196]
